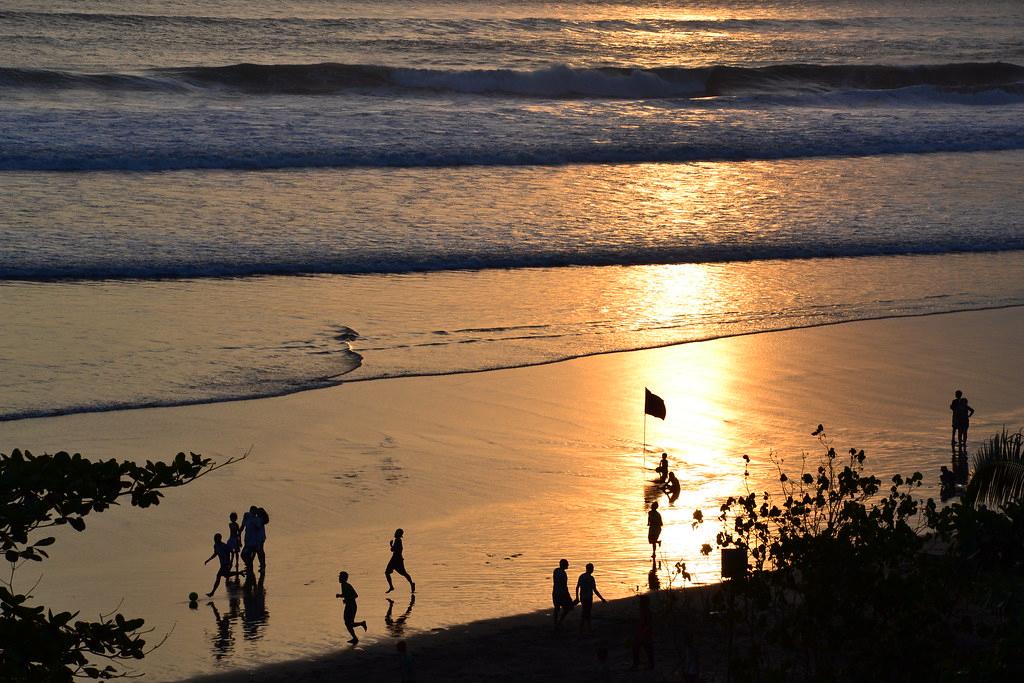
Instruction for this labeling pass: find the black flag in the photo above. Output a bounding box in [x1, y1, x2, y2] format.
[644, 388, 666, 420]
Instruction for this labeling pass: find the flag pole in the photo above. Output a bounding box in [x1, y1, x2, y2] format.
[643, 411, 647, 468]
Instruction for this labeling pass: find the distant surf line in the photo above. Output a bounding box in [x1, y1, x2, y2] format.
[3, 303, 1022, 424]
[3, 243, 1024, 283]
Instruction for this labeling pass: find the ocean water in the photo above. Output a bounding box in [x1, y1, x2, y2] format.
[3, 0, 1024, 422]
[3, 1, 1024, 678]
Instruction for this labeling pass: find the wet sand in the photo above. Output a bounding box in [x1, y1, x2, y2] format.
[2, 307, 1023, 680]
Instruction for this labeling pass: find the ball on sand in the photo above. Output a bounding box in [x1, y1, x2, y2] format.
[188, 592, 199, 602]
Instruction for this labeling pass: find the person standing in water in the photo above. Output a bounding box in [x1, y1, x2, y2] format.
[385, 528, 415, 593]
[950, 389, 975, 449]
[336, 571, 368, 644]
[647, 501, 663, 559]
[227, 511, 241, 572]
[575, 563, 606, 634]
[655, 453, 669, 483]
[551, 558, 574, 629]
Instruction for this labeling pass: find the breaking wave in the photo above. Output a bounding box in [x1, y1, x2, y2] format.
[2, 61, 1022, 100]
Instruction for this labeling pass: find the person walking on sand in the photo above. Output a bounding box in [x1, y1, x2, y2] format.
[647, 502, 663, 558]
[575, 563, 606, 634]
[385, 528, 415, 593]
[336, 571, 368, 644]
[204, 533, 233, 597]
[552, 558, 574, 629]
[950, 389, 975, 448]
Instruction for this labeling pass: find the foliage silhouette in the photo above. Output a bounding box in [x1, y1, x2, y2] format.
[1, 448, 243, 681]
[691, 427, 1024, 681]
[965, 428, 1024, 508]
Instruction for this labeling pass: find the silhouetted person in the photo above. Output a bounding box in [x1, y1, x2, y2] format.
[204, 533, 232, 596]
[939, 465, 959, 502]
[385, 595, 416, 637]
[552, 558, 574, 628]
[575, 563, 606, 634]
[385, 528, 415, 593]
[630, 594, 654, 670]
[647, 502, 663, 558]
[950, 390, 975, 449]
[655, 453, 669, 482]
[227, 511, 241, 572]
[397, 640, 416, 682]
[663, 472, 681, 503]
[241, 505, 268, 577]
[336, 571, 368, 644]
[939, 465, 957, 489]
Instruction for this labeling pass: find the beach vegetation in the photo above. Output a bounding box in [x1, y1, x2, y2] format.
[964, 428, 1024, 508]
[0, 448, 243, 681]
[691, 427, 1024, 681]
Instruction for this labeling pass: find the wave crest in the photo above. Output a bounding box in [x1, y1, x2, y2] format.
[2, 61, 1022, 99]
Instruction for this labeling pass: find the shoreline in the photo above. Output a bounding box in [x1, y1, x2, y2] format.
[3, 301, 1022, 425]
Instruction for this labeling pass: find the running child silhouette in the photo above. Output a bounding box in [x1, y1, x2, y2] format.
[385, 528, 415, 593]
[204, 533, 233, 597]
[336, 571, 368, 644]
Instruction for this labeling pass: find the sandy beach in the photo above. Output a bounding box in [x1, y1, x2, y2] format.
[2, 306, 1022, 680]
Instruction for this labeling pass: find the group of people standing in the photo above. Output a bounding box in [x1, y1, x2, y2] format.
[204, 505, 270, 597]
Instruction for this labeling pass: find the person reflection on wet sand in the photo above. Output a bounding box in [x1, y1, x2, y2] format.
[643, 481, 665, 507]
[241, 573, 269, 641]
[207, 577, 243, 659]
[648, 561, 661, 593]
[207, 602, 233, 660]
[385, 594, 416, 637]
